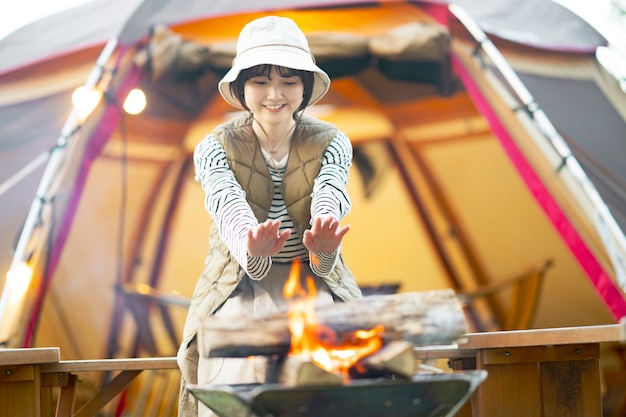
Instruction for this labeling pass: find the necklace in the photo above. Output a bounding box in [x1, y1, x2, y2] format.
[254, 118, 297, 159]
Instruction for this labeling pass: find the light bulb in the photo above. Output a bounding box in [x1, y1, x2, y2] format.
[123, 88, 146, 115]
[72, 85, 103, 121]
[6, 262, 33, 299]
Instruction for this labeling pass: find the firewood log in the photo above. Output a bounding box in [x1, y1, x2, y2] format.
[357, 340, 417, 378]
[278, 354, 344, 386]
[200, 289, 466, 358]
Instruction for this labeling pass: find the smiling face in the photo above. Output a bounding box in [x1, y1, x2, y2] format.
[242, 66, 305, 128]
[230, 65, 314, 122]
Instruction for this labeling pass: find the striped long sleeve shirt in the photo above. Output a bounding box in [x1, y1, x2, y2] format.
[193, 131, 352, 280]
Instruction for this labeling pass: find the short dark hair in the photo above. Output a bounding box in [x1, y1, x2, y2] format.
[229, 64, 314, 116]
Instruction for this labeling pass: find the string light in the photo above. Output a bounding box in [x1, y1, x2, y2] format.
[5, 262, 33, 297]
[72, 85, 103, 121]
[0, 262, 33, 342]
[123, 88, 146, 115]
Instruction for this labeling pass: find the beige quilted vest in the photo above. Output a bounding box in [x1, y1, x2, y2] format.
[181, 114, 362, 347]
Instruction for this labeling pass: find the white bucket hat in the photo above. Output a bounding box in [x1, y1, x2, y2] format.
[218, 16, 331, 109]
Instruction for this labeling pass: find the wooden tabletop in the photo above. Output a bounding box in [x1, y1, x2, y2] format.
[39, 356, 178, 373]
[0, 347, 178, 373]
[0, 347, 60, 365]
[459, 322, 626, 349]
[5, 324, 625, 370]
[413, 323, 626, 359]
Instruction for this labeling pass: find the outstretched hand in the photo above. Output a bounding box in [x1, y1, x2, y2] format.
[303, 216, 350, 254]
[247, 219, 291, 257]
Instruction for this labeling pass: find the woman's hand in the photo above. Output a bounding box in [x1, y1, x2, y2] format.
[303, 216, 350, 254]
[247, 219, 291, 257]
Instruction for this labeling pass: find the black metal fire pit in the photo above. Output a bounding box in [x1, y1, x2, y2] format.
[188, 370, 486, 417]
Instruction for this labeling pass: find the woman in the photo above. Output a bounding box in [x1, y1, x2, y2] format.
[177, 15, 362, 417]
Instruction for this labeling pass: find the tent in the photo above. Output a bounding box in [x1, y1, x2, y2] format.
[1, 0, 625, 413]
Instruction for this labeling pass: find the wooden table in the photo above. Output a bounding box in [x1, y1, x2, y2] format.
[414, 323, 626, 417]
[40, 356, 178, 417]
[2, 323, 624, 416]
[0, 347, 60, 417]
[0, 348, 178, 417]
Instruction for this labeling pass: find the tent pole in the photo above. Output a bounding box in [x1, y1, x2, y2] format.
[0, 38, 119, 346]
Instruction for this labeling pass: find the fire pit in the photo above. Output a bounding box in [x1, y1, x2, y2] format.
[192, 279, 484, 417]
[188, 371, 487, 417]
[188, 370, 486, 417]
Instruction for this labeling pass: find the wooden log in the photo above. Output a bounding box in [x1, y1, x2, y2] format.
[357, 340, 417, 379]
[278, 354, 344, 386]
[199, 289, 467, 358]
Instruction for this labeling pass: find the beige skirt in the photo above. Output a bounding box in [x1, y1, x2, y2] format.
[197, 262, 334, 417]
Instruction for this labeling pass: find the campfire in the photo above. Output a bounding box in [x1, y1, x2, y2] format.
[284, 260, 385, 381]
[190, 261, 486, 417]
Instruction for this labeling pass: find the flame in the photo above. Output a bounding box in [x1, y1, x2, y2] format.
[284, 260, 384, 376]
